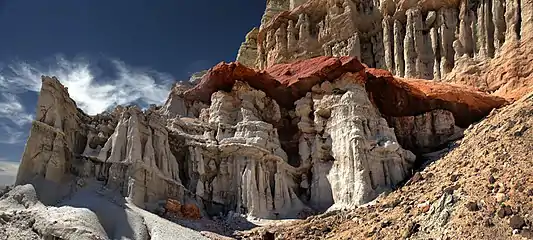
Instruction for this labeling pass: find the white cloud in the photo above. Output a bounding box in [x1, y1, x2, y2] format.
[0, 160, 19, 187]
[1, 56, 174, 115]
[0, 125, 26, 144]
[0, 93, 34, 126]
[0, 56, 175, 145]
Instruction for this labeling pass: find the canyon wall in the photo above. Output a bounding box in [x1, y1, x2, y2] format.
[17, 77, 185, 207]
[237, 0, 532, 84]
[15, 0, 518, 221]
[15, 57, 506, 220]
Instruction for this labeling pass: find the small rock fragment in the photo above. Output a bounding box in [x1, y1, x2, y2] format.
[465, 201, 479, 211]
[488, 175, 496, 184]
[495, 193, 508, 203]
[513, 125, 528, 136]
[527, 188, 533, 196]
[261, 231, 275, 240]
[417, 201, 430, 213]
[509, 215, 525, 229]
[381, 219, 392, 228]
[483, 218, 494, 227]
[450, 174, 459, 182]
[497, 205, 513, 218]
[402, 221, 420, 238]
[410, 172, 423, 184]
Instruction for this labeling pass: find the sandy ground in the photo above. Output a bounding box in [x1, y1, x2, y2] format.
[0, 182, 209, 240]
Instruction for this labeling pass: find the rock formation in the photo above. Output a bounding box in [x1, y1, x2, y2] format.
[294, 74, 416, 210]
[16, 76, 186, 209]
[234, 0, 533, 85]
[4, 1, 533, 239]
[12, 57, 506, 226]
[236, 28, 260, 68]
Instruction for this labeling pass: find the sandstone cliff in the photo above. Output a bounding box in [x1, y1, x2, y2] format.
[236, 0, 533, 99]
[240, 85, 533, 240]
[5, 1, 531, 239]
[10, 56, 505, 228]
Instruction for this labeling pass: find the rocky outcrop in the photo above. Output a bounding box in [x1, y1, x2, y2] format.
[15, 76, 90, 204]
[16, 76, 185, 209]
[387, 109, 464, 154]
[168, 81, 308, 218]
[295, 74, 415, 210]
[236, 0, 533, 91]
[236, 28, 260, 68]
[90, 106, 184, 209]
[364, 69, 508, 127]
[445, 23, 533, 102]
[259, 0, 290, 30]
[0, 185, 109, 240]
[185, 57, 506, 127]
[13, 57, 506, 224]
[172, 56, 504, 216]
[183, 56, 365, 108]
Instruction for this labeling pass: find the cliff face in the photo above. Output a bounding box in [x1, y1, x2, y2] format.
[13, 57, 505, 224]
[3, 1, 532, 239]
[236, 0, 533, 95]
[16, 77, 185, 208]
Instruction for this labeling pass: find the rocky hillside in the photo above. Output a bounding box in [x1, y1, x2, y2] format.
[239, 91, 533, 240]
[1, 0, 533, 240]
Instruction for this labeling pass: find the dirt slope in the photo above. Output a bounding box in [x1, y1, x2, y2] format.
[238, 91, 533, 240]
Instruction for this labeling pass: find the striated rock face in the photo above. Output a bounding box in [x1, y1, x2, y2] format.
[295, 74, 415, 210]
[185, 57, 506, 127]
[387, 109, 464, 154]
[235, 0, 533, 92]
[17, 76, 185, 208]
[236, 28, 260, 68]
[91, 106, 184, 209]
[365, 69, 508, 127]
[168, 81, 307, 218]
[14, 57, 506, 223]
[445, 27, 533, 102]
[16, 76, 90, 204]
[184, 56, 365, 108]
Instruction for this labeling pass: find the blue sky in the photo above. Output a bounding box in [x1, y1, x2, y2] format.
[0, 0, 265, 174]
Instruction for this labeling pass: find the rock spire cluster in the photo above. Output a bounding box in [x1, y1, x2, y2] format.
[5, 1, 530, 239]
[237, 0, 532, 82]
[14, 57, 505, 221]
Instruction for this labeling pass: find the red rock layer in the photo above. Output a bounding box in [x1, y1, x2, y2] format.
[365, 68, 508, 127]
[184, 56, 508, 127]
[184, 56, 365, 107]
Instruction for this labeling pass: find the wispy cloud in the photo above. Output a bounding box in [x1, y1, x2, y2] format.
[0, 55, 175, 145]
[0, 159, 19, 187]
[0, 93, 34, 126]
[0, 124, 27, 144]
[1, 56, 174, 115]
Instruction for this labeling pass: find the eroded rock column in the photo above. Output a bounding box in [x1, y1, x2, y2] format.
[404, 9, 417, 78]
[430, 27, 441, 80]
[439, 8, 458, 77]
[521, 0, 533, 39]
[394, 19, 405, 77]
[458, 1, 475, 58]
[383, 16, 395, 75]
[296, 75, 415, 211]
[505, 0, 521, 42]
[492, 0, 506, 50]
[372, 30, 386, 70]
